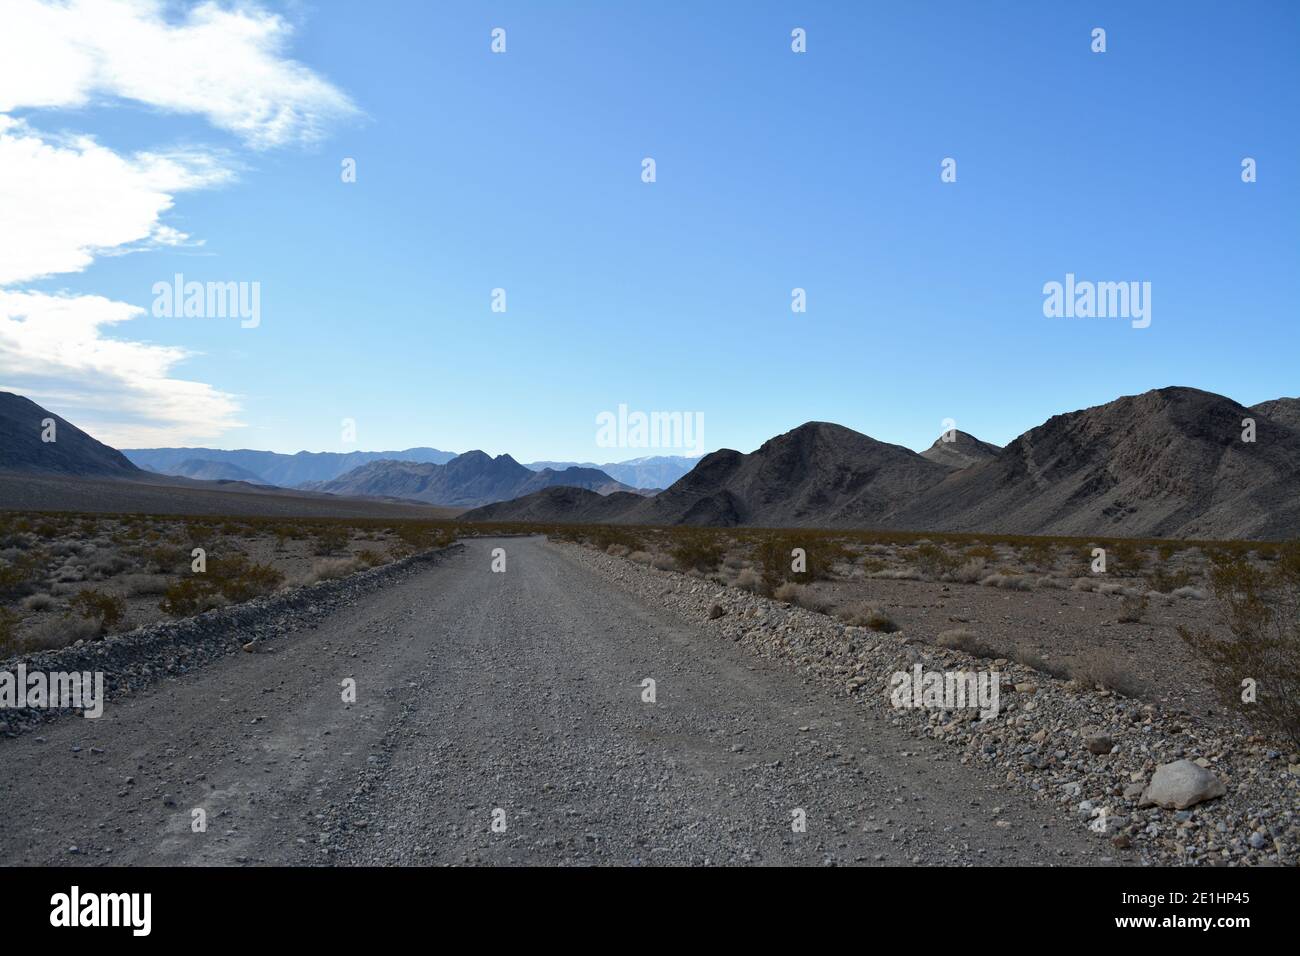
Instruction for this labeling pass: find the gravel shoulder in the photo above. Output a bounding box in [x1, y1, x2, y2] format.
[1, 536, 1110, 866]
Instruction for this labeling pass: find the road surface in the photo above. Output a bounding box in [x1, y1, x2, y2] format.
[0, 537, 1103, 866]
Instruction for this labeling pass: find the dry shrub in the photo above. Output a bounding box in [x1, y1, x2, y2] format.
[21, 592, 57, 611]
[948, 558, 986, 584]
[294, 557, 363, 586]
[936, 628, 995, 657]
[836, 602, 898, 633]
[68, 589, 126, 635]
[668, 533, 725, 573]
[313, 526, 350, 555]
[734, 568, 762, 592]
[1069, 648, 1144, 697]
[651, 553, 678, 572]
[773, 582, 831, 614]
[1180, 544, 1300, 746]
[1118, 593, 1148, 623]
[18, 613, 102, 652]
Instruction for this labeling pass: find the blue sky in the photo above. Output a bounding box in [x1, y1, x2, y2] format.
[2, 0, 1296, 460]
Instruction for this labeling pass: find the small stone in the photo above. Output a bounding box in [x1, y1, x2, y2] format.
[1085, 734, 1114, 755]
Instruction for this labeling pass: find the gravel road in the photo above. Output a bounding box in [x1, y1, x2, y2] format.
[0, 537, 1106, 866]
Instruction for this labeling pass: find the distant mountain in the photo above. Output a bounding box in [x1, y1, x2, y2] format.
[524, 455, 697, 489]
[472, 422, 950, 528]
[302, 452, 640, 508]
[465, 388, 1300, 540]
[919, 430, 1002, 470]
[0, 392, 141, 477]
[165, 458, 270, 483]
[123, 446, 457, 486]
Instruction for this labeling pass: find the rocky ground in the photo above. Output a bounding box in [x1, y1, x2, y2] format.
[559, 541, 1300, 866]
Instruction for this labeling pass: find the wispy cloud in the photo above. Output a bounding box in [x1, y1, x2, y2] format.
[0, 290, 243, 446]
[0, 0, 355, 446]
[0, 0, 359, 149]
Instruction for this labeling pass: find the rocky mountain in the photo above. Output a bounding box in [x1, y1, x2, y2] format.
[465, 388, 1300, 540]
[919, 430, 1002, 470]
[123, 446, 457, 486]
[302, 452, 639, 508]
[891, 387, 1300, 540]
[525, 455, 697, 489]
[0, 392, 141, 477]
[1251, 397, 1300, 434]
[469, 422, 952, 528]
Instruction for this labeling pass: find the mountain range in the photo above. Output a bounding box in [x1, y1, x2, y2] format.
[123, 445, 698, 491]
[5, 387, 1298, 539]
[297, 453, 650, 508]
[463, 387, 1300, 540]
[122, 446, 458, 486]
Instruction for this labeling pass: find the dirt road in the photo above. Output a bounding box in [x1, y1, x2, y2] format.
[0, 537, 1104, 866]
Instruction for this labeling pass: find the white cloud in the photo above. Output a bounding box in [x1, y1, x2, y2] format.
[0, 291, 243, 446]
[0, 0, 358, 149]
[0, 117, 231, 286]
[0, 1, 355, 447]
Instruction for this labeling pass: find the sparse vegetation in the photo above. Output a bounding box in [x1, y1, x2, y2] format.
[1180, 543, 1300, 746]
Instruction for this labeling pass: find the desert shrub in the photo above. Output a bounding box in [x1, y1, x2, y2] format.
[936, 628, 996, 657]
[1108, 539, 1142, 577]
[295, 557, 363, 586]
[1148, 566, 1192, 594]
[651, 553, 678, 571]
[628, 550, 652, 565]
[752, 534, 836, 593]
[911, 542, 960, 578]
[980, 573, 1035, 591]
[209, 555, 284, 603]
[734, 568, 762, 592]
[313, 526, 350, 556]
[21, 592, 57, 611]
[0, 607, 19, 654]
[355, 549, 384, 568]
[668, 533, 725, 573]
[605, 543, 630, 557]
[835, 602, 898, 632]
[18, 613, 101, 652]
[159, 578, 211, 617]
[1015, 650, 1072, 680]
[1172, 585, 1207, 600]
[857, 556, 887, 574]
[1020, 539, 1057, 571]
[1118, 593, 1148, 623]
[1069, 648, 1143, 697]
[948, 557, 987, 584]
[591, 527, 643, 553]
[68, 589, 126, 635]
[1179, 544, 1300, 746]
[142, 544, 188, 573]
[963, 543, 997, 562]
[773, 582, 831, 613]
[120, 573, 171, 596]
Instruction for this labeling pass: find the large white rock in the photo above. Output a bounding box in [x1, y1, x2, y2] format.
[1139, 759, 1226, 810]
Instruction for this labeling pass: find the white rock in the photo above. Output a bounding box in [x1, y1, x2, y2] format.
[1139, 759, 1226, 810]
